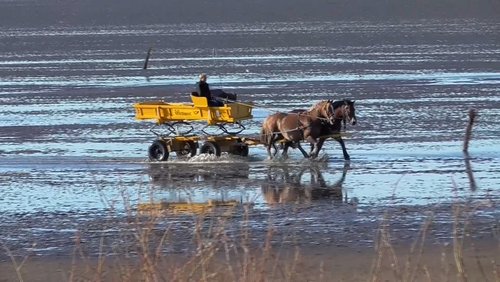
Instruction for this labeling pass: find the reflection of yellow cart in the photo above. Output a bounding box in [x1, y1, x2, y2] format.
[137, 200, 240, 215]
[134, 93, 258, 161]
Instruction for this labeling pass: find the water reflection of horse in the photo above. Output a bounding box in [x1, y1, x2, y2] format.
[260, 99, 356, 160]
[261, 163, 350, 205]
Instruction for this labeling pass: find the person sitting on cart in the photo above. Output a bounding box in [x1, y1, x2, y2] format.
[195, 73, 237, 106]
[195, 73, 223, 106]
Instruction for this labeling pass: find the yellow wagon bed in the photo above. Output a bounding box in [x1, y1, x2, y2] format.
[134, 95, 253, 125]
[134, 93, 255, 161]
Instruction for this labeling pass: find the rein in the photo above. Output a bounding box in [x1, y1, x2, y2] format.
[280, 102, 333, 133]
[261, 99, 352, 137]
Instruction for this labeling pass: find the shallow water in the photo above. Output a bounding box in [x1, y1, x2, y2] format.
[0, 17, 499, 257]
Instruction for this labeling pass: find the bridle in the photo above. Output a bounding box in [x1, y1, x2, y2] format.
[341, 102, 356, 125]
[323, 100, 336, 125]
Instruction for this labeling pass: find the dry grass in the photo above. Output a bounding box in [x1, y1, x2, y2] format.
[1, 194, 498, 282]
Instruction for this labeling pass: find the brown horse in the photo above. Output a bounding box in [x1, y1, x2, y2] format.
[278, 100, 339, 159]
[261, 99, 356, 160]
[260, 100, 335, 159]
[260, 112, 289, 158]
[308, 99, 357, 160]
[260, 109, 309, 158]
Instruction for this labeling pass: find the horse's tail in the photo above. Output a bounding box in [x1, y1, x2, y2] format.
[260, 126, 269, 145]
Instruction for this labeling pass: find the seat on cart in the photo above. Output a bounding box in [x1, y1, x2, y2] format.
[191, 92, 209, 107]
[211, 89, 237, 101]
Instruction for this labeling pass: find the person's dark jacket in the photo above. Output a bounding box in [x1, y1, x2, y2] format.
[196, 81, 212, 100]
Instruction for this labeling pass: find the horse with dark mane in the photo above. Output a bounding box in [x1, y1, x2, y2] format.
[260, 100, 336, 159]
[260, 99, 356, 160]
[307, 99, 356, 160]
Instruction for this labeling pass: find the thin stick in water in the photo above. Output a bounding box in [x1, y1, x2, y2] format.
[463, 108, 477, 153]
[143, 47, 153, 70]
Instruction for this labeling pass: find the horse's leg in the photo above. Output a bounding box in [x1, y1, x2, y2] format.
[296, 142, 309, 158]
[304, 135, 320, 159]
[272, 142, 279, 157]
[266, 141, 272, 159]
[282, 142, 290, 160]
[272, 135, 284, 157]
[261, 126, 275, 159]
[334, 136, 350, 160]
[301, 125, 315, 158]
[313, 137, 326, 158]
[270, 135, 279, 158]
[265, 134, 275, 159]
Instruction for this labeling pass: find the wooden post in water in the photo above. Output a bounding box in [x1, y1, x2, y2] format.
[463, 108, 478, 191]
[463, 108, 477, 153]
[143, 47, 153, 70]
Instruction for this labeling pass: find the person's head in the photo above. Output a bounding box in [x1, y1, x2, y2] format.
[199, 73, 207, 82]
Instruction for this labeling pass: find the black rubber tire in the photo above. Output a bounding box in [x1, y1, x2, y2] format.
[230, 143, 249, 157]
[176, 141, 197, 158]
[148, 140, 169, 161]
[200, 141, 221, 156]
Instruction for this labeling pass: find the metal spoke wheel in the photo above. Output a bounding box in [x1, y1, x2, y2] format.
[176, 141, 197, 158]
[200, 141, 221, 157]
[148, 140, 169, 161]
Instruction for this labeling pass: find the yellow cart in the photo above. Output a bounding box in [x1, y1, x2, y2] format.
[134, 93, 257, 161]
[135, 95, 253, 125]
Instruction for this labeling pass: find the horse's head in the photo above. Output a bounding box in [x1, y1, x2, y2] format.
[330, 99, 357, 126]
[342, 99, 357, 125]
[311, 100, 337, 125]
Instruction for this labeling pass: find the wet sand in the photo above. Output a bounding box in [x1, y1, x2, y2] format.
[0, 192, 498, 281]
[2, 0, 500, 28]
[0, 238, 498, 281]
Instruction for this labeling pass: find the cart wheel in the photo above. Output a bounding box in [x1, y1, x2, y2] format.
[176, 141, 197, 158]
[230, 143, 249, 157]
[200, 141, 221, 157]
[148, 140, 169, 161]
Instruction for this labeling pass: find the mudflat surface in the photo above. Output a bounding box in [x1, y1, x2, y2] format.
[0, 1, 499, 280]
[1, 240, 499, 281]
[1, 0, 499, 27]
